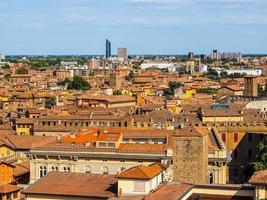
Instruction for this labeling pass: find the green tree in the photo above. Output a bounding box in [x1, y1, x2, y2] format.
[206, 68, 219, 79]
[220, 71, 228, 78]
[164, 81, 182, 96]
[258, 83, 267, 97]
[4, 74, 11, 80]
[67, 76, 91, 90]
[15, 67, 28, 74]
[1, 64, 10, 69]
[254, 138, 267, 171]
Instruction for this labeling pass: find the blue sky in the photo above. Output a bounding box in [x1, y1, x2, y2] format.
[0, 0, 266, 55]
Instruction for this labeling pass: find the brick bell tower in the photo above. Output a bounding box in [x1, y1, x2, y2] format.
[173, 126, 209, 184]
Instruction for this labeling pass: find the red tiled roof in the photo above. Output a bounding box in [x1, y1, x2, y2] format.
[249, 170, 267, 185]
[116, 163, 165, 180]
[23, 172, 117, 198]
[144, 182, 193, 200]
[13, 161, 30, 177]
[174, 126, 209, 137]
[0, 184, 22, 194]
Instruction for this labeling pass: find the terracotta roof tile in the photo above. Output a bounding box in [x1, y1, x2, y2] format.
[174, 126, 209, 137]
[0, 184, 22, 194]
[249, 170, 267, 185]
[23, 172, 117, 198]
[116, 163, 165, 180]
[144, 182, 193, 200]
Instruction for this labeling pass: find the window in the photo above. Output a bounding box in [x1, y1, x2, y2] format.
[108, 143, 116, 147]
[52, 166, 59, 171]
[234, 133, 238, 142]
[99, 142, 106, 147]
[39, 165, 47, 178]
[102, 166, 109, 174]
[209, 172, 214, 184]
[134, 181, 145, 192]
[222, 133, 226, 143]
[63, 166, 71, 172]
[13, 192, 18, 198]
[6, 194, 11, 200]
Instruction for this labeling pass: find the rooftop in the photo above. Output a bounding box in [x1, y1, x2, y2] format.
[116, 163, 165, 180]
[23, 172, 117, 198]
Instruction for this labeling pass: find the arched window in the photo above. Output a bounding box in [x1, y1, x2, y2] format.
[39, 165, 47, 178]
[63, 166, 71, 172]
[102, 166, 109, 175]
[85, 166, 91, 174]
[209, 171, 214, 184]
[51, 166, 59, 171]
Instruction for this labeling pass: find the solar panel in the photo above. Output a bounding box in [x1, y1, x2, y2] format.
[210, 104, 230, 110]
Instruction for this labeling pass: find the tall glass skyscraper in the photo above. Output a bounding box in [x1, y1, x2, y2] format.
[106, 39, 111, 58]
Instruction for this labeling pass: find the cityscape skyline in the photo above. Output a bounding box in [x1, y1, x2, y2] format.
[0, 0, 266, 55]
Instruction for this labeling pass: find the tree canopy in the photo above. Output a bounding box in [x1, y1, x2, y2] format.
[15, 67, 28, 74]
[254, 138, 267, 171]
[164, 81, 182, 96]
[59, 76, 91, 90]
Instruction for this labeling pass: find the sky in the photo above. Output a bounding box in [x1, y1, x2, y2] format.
[0, 0, 266, 55]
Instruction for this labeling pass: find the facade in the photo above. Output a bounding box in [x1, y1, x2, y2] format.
[116, 163, 165, 196]
[173, 126, 209, 184]
[27, 129, 173, 183]
[117, 48, 128, 61]
[0, 162, 14, 186]
[217, 85, 243, 100]
[109, 73, 122, 89]
[244, 76, 258, 97]
[197, 104, 244, 123]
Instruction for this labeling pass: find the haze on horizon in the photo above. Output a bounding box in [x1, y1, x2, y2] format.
[0, 0, 266, 55]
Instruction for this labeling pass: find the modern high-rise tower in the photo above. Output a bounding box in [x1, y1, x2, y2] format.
[105, 39, 111, 58]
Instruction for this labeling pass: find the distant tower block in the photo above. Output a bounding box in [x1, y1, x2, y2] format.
[117, 48, 128, 61]
[188, 52, 194, 60]
[244, 76, 258, 97]
[173, 126, 209, 184]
